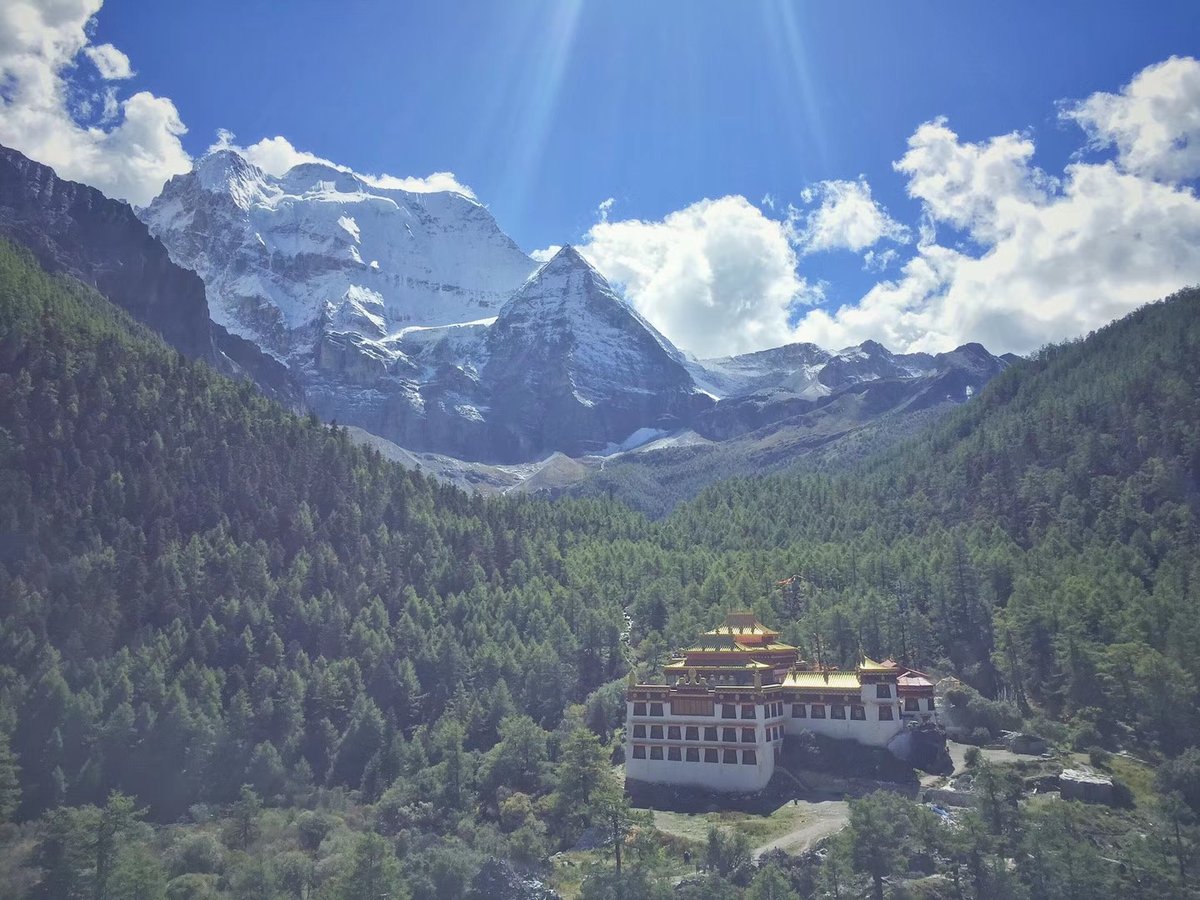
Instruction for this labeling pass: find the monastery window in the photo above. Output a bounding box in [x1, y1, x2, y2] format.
[632, 745, 646, 759]
[831, 705, 846, 719]
[879, 706, 894, 721]
[927, 697, 936, 711]
[905, 697, 920, 712]
[668, 725, 681, 740]
[875, 684, 892, 699]
[632, 724, 646, 738]
[650, 746, 663, 760]
[722, 727, 737, 743]
[650, 725, 663, 739]
[792, 704, 806, 718]
[649, 702, 664, 717]
[672, 696, 715, 717]
[704, 748, 719, 763]
[633, 703, 646, 717]
[811, 704, 826, 719]
[741, 728, 755, 743]
[741, 704, 756, 719]
[721, 704, 737, 719]
[704, 726, 718, 741]
[723, 749, 738, 764]
[686, 747, 700, 762]
[851, 705, 866, 721]
[685, 726, 699, 741]
[668, 747, 681, 762]
[742, 749, 757, 764]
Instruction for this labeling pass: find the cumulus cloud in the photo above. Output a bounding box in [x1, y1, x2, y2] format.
[1064, 55, 1200, 182]
[794, 177, 909, 253]
[0, 0, 190, 207]
[578, 195, 819, 358]
[580, 58, 1200, 358]
[793, 95, 1200, 354]
[83, 42, 132, 79]
[209, 131, 476, 198]
[530, 245, 562, 263]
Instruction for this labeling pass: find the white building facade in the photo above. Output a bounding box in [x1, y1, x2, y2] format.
[624, 613, 938, 793]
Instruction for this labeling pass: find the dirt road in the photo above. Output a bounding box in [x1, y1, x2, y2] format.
[751, 800, 849, 857]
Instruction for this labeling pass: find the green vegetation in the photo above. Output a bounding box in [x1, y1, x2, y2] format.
[1, 238, 1199, 895]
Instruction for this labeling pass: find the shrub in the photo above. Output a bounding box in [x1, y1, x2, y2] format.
[167, 831, 225, 877]
[296, 810, 334, 853]
[1071, 723, 1102, 752]
[964, 747, 982, 768]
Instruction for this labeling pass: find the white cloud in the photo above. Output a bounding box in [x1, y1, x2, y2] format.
[83, 42, 132, 79]
[0, 0, 190, 207]
[1064, 55, 1200, 183]
[209, 131, 476, 198]
[863, 248, 898, 272]
[596, 196, 614, 223]
[794, 111, 1200, 354]
[578, 195, 819, 358]
[584, 58, 1200, 358]
[530, 244, 562, 263]
[794, 177, 909, 253]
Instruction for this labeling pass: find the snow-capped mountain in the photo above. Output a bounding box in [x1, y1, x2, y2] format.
[133, 147, 1011, 468]
[690, 339, 1011, 441]
[689, 338, 999, 402]
[142, 150, 538, 363]
[300, 246, 712, 462]
[484, 246, 711, 459]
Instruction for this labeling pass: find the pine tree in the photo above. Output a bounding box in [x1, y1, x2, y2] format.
[0, 733, 20, 824]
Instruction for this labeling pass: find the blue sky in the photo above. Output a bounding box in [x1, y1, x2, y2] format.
[93, 1, 1193, 252]
[3, 1, 1200, 356]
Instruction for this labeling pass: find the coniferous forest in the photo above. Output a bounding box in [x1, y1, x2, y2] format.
[2, 237, 1200, 897]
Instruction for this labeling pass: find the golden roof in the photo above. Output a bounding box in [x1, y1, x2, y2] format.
[857, 657, 896, 674]
[783, 670, 862, 689]
[702, 611, 780, 638]
[664, 658, 770, 670]
[683, 635, 797, 654]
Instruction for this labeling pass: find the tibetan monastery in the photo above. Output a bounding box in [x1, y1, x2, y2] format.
[624, 611, 938, 793]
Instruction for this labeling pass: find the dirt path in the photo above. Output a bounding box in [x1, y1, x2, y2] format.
[752, 800, 850, 857]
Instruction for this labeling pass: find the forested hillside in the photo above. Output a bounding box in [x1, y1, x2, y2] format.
[0, 240, 642, 823]
[647, 288, 1200, 751]
[1, 238, 1198, 896]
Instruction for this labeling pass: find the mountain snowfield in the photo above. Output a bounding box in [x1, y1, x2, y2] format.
[142, 149, 537, 361]
[137, 147, 1011, 471]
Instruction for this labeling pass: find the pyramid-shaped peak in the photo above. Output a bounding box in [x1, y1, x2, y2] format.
[543, 244, 594, 271]
[193, 149, 263, 188]
[518, 244, 614, 297]
[856, 339, 891, 355]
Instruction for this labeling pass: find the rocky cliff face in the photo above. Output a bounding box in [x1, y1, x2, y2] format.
[0, 144, 217, 360]
[0, 144, 300, 405]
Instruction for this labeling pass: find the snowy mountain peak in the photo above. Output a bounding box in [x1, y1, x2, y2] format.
[544, 243, 590, 269]
[188, 150, 272, 209]
[511, 244, 615, 305]
[143, 152, 537, 355]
